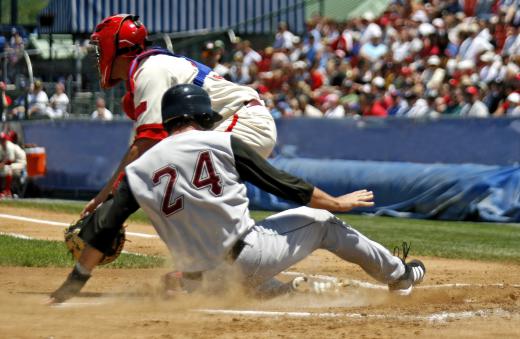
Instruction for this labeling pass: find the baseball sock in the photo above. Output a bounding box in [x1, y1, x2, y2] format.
[4, 175, 12, 194]
[75, 262, 92, 275]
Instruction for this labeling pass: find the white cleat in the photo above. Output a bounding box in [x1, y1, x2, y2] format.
[388, 259, 426, 296]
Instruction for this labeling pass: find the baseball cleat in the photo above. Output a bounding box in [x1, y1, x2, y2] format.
[388, 242, 425, 296]
[388, 259, 426, 296]
[48, 266, 91, 304]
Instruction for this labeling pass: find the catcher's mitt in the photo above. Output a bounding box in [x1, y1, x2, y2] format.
[64, 214, 126, 265]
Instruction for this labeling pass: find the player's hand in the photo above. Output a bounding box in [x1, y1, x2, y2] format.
[81, 196, 102, 217]
[335, 189, 374, 212]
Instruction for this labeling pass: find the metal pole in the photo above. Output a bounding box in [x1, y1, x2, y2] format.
[3, 55, 7, 83]
[10, 0, 17, 26]
[319, 0, 325, 17]
[75, 41, 82, 90]
[22, 50, 32, 120]
[162, 33, 173, 52]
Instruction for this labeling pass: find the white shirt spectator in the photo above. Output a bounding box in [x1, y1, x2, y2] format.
[274, 30, 296, 50]
[460, 31, 493, 62]
[91, 107, 113, 120]
[360, 23, 383, 44]
[406, 99, 429, 118]
[91, 97, 113, 120]
[47, 92, 69, 118]
[324, 105, 345, 118]
[27, 86, 49, 118]
[461, 100, 490, 117]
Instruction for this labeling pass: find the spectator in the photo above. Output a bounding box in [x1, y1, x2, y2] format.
[322, 93, 345, 118]
[0, 82, 12, 121]
[273, 22, 296, 50]
[0, 132, 26, 198]
[460, 86, 490, 117]
[91, 97, 113, 120]
[494, 91, 520, 116]
[201, 40, 230, 80]
[359, 32, 388, 62]
[46, 83, 69, 119]
[27, 81, 49, 119]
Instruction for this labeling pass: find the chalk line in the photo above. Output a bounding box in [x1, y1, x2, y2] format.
[281, 271, 520, 290]
[195, 307, 514, 323]
[0, 213, 159, 239]
[0, 231, 34, 240]
[52, 301, 515, 323]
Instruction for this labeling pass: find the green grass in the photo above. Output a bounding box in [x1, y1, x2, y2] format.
[2, 200, 520, 264]
[249, 211, 520, 263]
[0, 235, 165, 268]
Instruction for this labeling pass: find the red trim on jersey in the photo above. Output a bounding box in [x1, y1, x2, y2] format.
[225, 114, 239, 132]
[112, 171, 126, 192]
[135, 124, 168, 141]
[134, 101, 147, 119]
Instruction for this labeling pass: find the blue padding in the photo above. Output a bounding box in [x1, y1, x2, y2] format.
[246, 158, 520, 222]
[22, 120, 133, 191]
[275, 117, 520, 166]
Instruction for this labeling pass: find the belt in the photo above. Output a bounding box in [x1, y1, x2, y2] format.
[181, 239, 247, 281]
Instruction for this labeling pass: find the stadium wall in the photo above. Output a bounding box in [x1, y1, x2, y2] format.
[274, 117, 520, 166]
[16, 117, 520, 221]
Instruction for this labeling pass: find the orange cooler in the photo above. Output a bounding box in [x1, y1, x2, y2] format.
[25, 147, 47, 177]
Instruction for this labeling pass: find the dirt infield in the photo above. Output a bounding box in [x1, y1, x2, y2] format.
[1, 206, 519, 338]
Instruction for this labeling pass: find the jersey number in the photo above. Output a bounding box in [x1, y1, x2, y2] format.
[152, 151, 223, 216]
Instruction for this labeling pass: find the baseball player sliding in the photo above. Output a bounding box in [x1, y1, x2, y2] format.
[75, 14, 277, 286]
[48, 85, 425, 303]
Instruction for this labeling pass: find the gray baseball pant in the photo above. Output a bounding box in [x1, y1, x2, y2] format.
[233, 207, 405, 287]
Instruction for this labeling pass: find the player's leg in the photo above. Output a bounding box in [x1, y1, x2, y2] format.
[0, 166, 13, 197]
[233, 207, 424, 294]
[214, 103, 277, 159]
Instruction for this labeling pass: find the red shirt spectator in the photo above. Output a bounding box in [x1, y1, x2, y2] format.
[365, 100, 388, 117]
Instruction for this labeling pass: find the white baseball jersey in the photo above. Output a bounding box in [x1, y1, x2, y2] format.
[132, 53, 260, 131]
[0, 140, 26, 176]
[125, 130, 254, 272]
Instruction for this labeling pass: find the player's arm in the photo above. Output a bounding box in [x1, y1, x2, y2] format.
[48, 176, 140, 304]
[81, 64, 174, 217]
[81, 138, 157, 217]
[231, 136, 373, 212]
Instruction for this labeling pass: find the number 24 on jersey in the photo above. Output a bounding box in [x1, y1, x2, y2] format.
[152, 150, 223, 216]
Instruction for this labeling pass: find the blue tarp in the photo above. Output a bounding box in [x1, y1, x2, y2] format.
[246, 158, 520, 223]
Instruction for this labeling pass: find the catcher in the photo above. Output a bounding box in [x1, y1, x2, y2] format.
[69, 14, 277, 292]
[48, 85, 425, 303]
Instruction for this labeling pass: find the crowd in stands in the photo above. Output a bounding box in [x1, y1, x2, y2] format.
[2, 1, 520, 120]
[203, 0, 520, 119]
[2, 80, 71, 120]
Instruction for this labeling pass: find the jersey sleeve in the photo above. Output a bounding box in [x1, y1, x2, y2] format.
[132, 64, 176, 141]
[231, 135, 314, 205]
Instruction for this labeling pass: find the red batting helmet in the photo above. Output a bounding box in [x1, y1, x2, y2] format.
[90, 14, 148, 89]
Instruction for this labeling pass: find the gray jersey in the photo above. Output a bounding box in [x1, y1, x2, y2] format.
[126, 130, 254, 272]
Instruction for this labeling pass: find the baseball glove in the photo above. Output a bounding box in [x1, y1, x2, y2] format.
[64, 213, 126, 265]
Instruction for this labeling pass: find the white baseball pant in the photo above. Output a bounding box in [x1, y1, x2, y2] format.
[214, 102, 277, 159]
